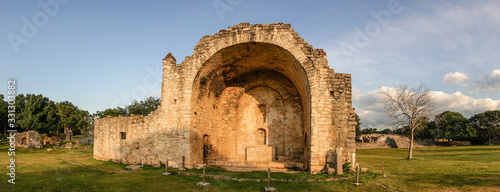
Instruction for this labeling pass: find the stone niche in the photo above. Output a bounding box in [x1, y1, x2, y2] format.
[93, 23, 356, 174]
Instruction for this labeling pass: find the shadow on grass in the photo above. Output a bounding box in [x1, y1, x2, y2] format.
[416, 145, 500, 153]
[399, 172, 500, 188]
[179, 165, 355, 180]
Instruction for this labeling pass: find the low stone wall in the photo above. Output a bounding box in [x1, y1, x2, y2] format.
[356, 142, 391, 149]
[356, 134, 425, 149]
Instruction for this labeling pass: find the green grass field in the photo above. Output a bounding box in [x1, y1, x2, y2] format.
[357, 146, 500, 192]
[1, 145, 499, 192]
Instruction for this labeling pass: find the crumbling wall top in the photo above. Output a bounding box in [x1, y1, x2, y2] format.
[175, 23, 328, 68]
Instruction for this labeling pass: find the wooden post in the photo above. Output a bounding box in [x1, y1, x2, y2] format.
[162, 159, 171, 176]
[353, 165, 361, 186]
[381, 161, 384, 176]
[196, 164, 210, 186]
[381, 161, 386, 177]
[181, 156, 185, 170]
[265, 168, 276, 191]
[267, 168, 271, 188]
[356, 166, 360, 183]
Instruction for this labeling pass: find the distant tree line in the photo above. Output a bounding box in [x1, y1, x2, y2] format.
[93, 96, 160, 118]
[0, 94, 161, 137]
[356, 110, 500, 145]
[0, 94, 91, 136]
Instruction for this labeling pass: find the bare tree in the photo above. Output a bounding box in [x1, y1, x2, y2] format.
[380, 84, 436, 159]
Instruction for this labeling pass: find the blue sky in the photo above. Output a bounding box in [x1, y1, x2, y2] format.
[2, 0, 499, 128]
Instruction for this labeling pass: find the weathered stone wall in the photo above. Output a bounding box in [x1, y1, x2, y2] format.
[15, 131, 42, 149]
[93, 23, 356, 173]
[93, 111, 190, 168]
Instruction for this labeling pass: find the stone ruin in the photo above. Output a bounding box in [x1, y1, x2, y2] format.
[93, 23, 356, 174]
[43, 135, 62, 145]
[356, 134, 419, 149]
[9, 131, 90, 149]
[15, 131, 43, 149]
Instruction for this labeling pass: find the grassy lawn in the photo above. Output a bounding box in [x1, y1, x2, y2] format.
[357, 146, 500, 192]
[1, 145, 499, 191]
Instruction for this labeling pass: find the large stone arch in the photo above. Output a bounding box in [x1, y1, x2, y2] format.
[162, 23, 327, 112]
[159, 23, 356, 173]
[160, 23, 330, 170]
[169, 23, 328, 171]
[189, 41, 310, 169]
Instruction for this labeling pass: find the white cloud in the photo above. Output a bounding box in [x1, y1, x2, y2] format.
[321, 1, 500, 127]
[150, 90, 160, 96]
[442, 72, 469, 85]
[353, 87, 392, 128]
[352, 87, 361, 101]
[324, 1, 500, 94]
[433, 91, 499, 117]
[469, 69, 500, 93]
[354, 87, 500, 129]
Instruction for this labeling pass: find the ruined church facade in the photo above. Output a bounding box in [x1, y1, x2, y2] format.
[94, 23, 356, 173]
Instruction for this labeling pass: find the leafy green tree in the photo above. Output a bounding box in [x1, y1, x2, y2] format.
[56, 101, 91, 138]
[94, 107, 128, 118]
[0, 95, 8, 134]
[416, 121, 440, 141]
[127, 96, 161, 116]
[413, 117, 438, 140]
[16, 94, 59, 133]
[469, 110, 500, 145]
[95, 96, 160, 118]
[379, 129, 392, 134]
[355, 113, 361, 137]
[360, 128, 378, 134]
[13, 94, 26, 131]
[393, 126, 411, 136]
[435, 111, 475, 142]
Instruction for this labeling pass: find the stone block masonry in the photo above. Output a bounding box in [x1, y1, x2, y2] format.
[94, 23, 356, 173]
[15, 131, 42, 149]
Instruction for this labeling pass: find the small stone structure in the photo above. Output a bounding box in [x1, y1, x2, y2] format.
[61, 141, 80, 149]
[15, 131, 43, 149]
[93, 23, 356, 173]
[77, 126, 94, 145]
[356, 134, 419, 149]
[43, 136, 62, 145]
